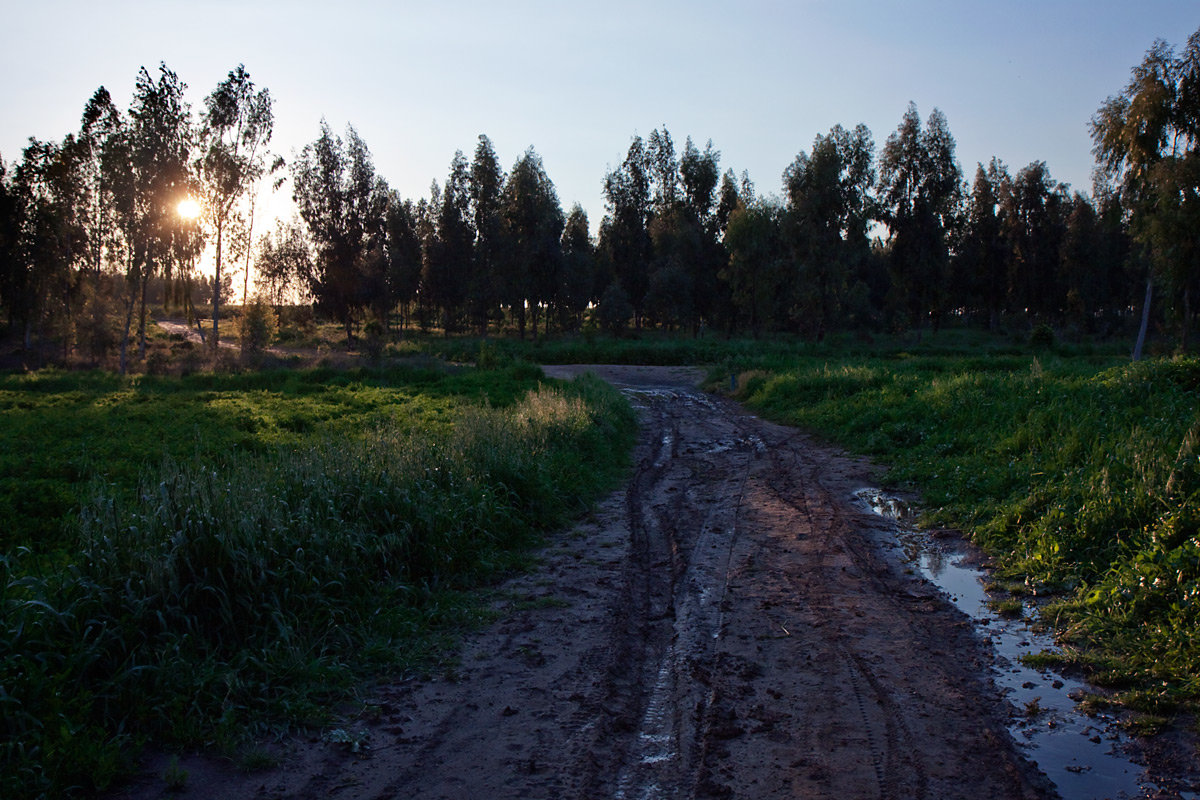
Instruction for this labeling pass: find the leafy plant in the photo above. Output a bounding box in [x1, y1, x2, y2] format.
[237, 297, 279, 355]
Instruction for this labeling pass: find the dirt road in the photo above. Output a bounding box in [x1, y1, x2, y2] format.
[115, 365, 1053, 799]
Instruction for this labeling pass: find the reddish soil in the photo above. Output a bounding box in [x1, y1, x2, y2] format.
[112, 364, 1057, 799]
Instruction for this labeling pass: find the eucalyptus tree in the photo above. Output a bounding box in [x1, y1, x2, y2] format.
[677, 136, 728, 331]
[645, 206, 700, 328]
[647, 126, 679, 210]
[680, 137, 721, 228]
[878, 103, 962, 332]
[78, 88, 125, 281]
[1093, 26, 1200, 353]
[468, 135, 505, 333]
[715, 169, 742, 236]
[955, 160, 1009, 329]
[558, 203, 594, 330]
[600, 136, 652, 323]
[291, 121, 390, 342]
[197, 64, 274, 347]
[422, 151, 474, 333]
[783, 123, 875, 338]
[0, 158, 17, 323]
[1059, 192, 1102, 326]
[500, 147, 563, 339]
[254, 217, 312, 306]
[122, 63, 193, 368]
[1001, 161, 1069, 321]
[7, 138, 87, 355]
[384, 195, 423, 332]
[721, 197, 787, 336]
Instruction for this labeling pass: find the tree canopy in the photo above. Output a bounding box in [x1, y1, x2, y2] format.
[8, 37, 1200, 363]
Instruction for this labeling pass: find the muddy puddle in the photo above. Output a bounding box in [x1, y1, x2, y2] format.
[855, 488, 1189, 800]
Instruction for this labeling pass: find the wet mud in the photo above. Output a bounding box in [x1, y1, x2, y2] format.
[114, 365, 1065, 799]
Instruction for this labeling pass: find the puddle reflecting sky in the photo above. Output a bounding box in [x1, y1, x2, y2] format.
[854, 488, 1164, 800]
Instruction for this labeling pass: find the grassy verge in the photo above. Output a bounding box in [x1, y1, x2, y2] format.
[725, 353, 1200, 716]
[1, 363, 635, 798]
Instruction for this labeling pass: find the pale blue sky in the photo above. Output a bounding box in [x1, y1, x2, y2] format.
[4, 1, 1200, 235]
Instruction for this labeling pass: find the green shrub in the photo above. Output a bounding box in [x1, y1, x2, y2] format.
[237, 298, 279, 355]
[1030, 323, 1055, 350]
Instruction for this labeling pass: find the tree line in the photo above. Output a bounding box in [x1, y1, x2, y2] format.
[2, 29, 1199, 368]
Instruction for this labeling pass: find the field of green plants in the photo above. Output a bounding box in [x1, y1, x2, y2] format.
[725, 350, 1200, 725]
[4, 325, 1198, 796]
[0, 362, 636, 798]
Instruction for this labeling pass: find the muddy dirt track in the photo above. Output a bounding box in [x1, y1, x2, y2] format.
[115, 364, 1056, 799]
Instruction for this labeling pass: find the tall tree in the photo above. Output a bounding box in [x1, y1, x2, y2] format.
[680, 137, 721, 228]
[291, 121, 389, 342]
[78, 88, 124, 282]
[468, 135, 505, 333]
[953, 160, 1008, 329]
[878, 103, 962, 333]
[8, 137, 88, 358]
[500, 147, 563, 339]
[645, 206, 700, 328]
[1059, 191, 1101, 327]
[782, 123, 875, 338]
[254, 217, 311, 306]
[715, 169, 741, 236]
[384, 195, 423, 332]
[1002, 161, 1068, 320]
[721, 197, 787, 336]
[197, 64, 274, 347]
[123, 63, 193, 371]
[558, 203, 594, 330]
[1093, 26, 1200, 353]
[423, 151, 474, 333]
[647, 126, 679, 211]
[0, 158, 18, 325]
[601, 136, 653, 324]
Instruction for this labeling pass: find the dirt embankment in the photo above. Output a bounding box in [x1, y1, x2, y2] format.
[114, 364, 1053, 799]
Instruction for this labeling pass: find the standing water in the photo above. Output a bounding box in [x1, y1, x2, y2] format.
[854, 488, 1186, 800]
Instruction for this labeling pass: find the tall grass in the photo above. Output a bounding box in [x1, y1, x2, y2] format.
[1, 374, 634, 798]
[733, 354, 1200, 710]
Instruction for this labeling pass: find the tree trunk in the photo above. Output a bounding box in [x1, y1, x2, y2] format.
[212, 222, 223, 350]
[1133, 277, 1152, 362]
[119, 289, 135, 376]
[185, 279, 206, 345]
[242, 196, 256, 305]
[137, 269, 149, 359]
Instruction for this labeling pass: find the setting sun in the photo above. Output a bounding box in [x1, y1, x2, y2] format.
[177, 197, 201, 219]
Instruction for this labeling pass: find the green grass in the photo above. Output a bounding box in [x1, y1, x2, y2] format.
[727, 351, 1200, 715]
[0, 363, 544, 552]
[0, 362, 635, 799]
